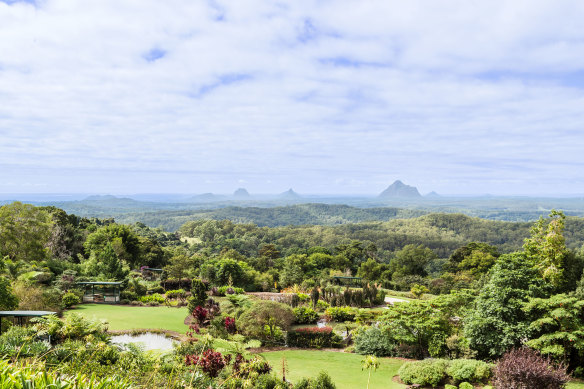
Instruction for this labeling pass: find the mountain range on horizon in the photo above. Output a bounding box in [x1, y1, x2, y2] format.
[378, 180, 422, 198]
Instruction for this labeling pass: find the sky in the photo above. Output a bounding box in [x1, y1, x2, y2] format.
[1, 0, 584, 196]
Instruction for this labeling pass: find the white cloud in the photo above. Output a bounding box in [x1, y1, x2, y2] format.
[0, 0, 584, 195]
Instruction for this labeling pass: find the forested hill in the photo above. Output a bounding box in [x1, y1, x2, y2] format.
[177, 213, 584, 259]
[112, 204, 429, 231]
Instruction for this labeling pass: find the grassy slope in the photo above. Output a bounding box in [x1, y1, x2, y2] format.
[68, 304, 189, 333]
[260, 350, 406, 389]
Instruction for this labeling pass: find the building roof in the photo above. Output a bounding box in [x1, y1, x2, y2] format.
[0, 311, 57, 318]
[77, 281, 123, 285]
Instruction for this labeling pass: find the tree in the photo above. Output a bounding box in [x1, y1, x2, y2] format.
[390, 244, 437, 279]
[279, 263, 304, 287]
[100, 242, 127, 281]
[464, 252, 550, 359]
[524, 294, 584, 367]
[380, 300, 451, 359]
[445, 242, 500, 274]
[238, 300, 294, 344]
[84, 224, 141, 268]
[0, 202, 52, 262]
[164, 254, 194, 280]
[216, 258, 244, 286]
[0, 277, 18, 310]
[357, 258, 389, 282]
[523, 210, 568, 287]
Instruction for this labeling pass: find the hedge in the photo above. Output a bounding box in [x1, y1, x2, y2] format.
[286, 327, 343, 349]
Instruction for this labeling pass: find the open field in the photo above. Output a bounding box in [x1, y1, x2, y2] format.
[260, 350, 406, 389]
[68, 304, 189, 333]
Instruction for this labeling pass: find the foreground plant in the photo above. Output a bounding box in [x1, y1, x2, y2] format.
[361, 355, 379, 389]
[0, 359, 131, 389]
[493, 347, 570, 389]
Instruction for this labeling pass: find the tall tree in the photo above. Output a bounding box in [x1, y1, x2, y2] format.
[0, 202, 52, 262]
[464, 252, 550, 359]
[100, 242, 127, 281]
[523, 210, 568, 286]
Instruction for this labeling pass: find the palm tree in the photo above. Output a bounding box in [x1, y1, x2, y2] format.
[361, 355, 380, 389]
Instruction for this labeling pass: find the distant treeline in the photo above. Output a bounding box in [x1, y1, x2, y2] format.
[177, 213, 584, 260]
[113, 204, 429, 231]
[105, 204, 584, 231]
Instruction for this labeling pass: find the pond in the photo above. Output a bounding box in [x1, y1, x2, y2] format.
[110, 332, 177, 351]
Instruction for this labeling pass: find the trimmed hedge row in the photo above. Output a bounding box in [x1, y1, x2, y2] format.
[286, 327, 343, 349]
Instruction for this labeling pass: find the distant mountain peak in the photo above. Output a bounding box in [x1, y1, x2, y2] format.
[426, 191, 441, 197]
[84, 194, 118, 201]
[191, 193, 223, 202]
[233, 188, 250, 198]
[379, 180, 421, 198]
[280, 188, 301, 198]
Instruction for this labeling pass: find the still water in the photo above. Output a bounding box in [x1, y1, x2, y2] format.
[111, 332, 177, 351]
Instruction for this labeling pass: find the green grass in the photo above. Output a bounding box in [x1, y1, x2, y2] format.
[67, 304, 189, 333]
[260, 350, 406, 389]
[261, 351, 584, 389]
[568, 381, 584, 389]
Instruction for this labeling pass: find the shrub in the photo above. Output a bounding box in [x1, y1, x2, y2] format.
[0, 359, 131, 389]
[493, 348, 569, 389]
[310, 288, 320, 308]
[61, 292, 80, 308]
[372, 290, 386, 306]
[217, 285, 245, 296]
[185, 349, 226, 378]
[31, 313, 108, 344]
[324, 306, 356, 322]
[0, 326, 49, 358]
[148, 286, 165, 294]
[316, 300, 329, 311]
[163, 278, 193, 291]
[398, 359, 449, 387]
[191, 279, 208, 307]
[238, 300, 294, 344]
[458, 383, 473, 389]
[482, 386, 493, 389]
[446, 359, 492, 384]
[287, 327, 342, 349]
[293, 306, 319, 324]
[294, 371, 336, 389]
[120, 290, 138, 302]
[445, 385, 457, 389]
[165, 289, 186, 299]
[353, 326, 397, 357]
[224, 316, 236, 334]
[192, 306, 209, 325]
[297, 293, 310, 302]
[410, 284, 430, 298]
[138, 293, 165, 304]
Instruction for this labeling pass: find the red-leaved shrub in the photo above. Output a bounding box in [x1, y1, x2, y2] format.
[224, 316, 236, 334]
[192, 306, 208, 325]
[185, 349, 226, 377]
[493, 348, 570, 389]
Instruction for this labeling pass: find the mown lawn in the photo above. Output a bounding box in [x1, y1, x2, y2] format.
[260, 350, 406, 389]
[260, 350, 584, 389]
[67, 304, 189, 333]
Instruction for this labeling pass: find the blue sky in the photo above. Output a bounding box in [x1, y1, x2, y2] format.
[1, 0, 584, 196]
